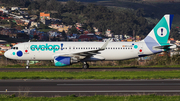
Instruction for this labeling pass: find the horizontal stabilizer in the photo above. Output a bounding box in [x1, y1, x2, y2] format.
[154, 45, 172, 49]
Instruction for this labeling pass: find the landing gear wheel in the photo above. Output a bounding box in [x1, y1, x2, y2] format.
[82, 62, 89, 69]
[26, 65, 29, 69]
[26, 60, 29, 69]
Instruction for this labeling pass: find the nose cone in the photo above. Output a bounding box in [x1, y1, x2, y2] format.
[4, 51, 10, 59]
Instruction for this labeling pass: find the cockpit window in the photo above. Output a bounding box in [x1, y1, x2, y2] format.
[12, 47, 18, 50]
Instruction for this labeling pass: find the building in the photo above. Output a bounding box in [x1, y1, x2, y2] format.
[58, 25, 72, 33]
[75, 23, 82, 27]
[0, 8, 8, 14]
[15, 19, 30, 26]
[40, 12, 50, 20]
[20, 8, 28, 11]
[30, 21, 40, 28]
[78, 33, 98, 41]
[105, 29, 113, 37]
[93, 27, 99, 32]
[11, 7, 20, 11]
[49, 24, 60, 29]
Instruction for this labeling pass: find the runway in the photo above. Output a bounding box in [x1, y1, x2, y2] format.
[1, 80, 180, 96]
[0, 67, 180, 72]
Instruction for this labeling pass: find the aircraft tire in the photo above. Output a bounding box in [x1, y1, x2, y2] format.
[83, 63, 89, 69]
[26, 65, 29, 69]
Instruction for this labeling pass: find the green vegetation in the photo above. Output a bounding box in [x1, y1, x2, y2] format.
[1, 54, 180, 68]
[1, 0, 180, 39]
[0, 0, 151, 37]
[0, 70, 180, 79]
[1, 94, 180, 101]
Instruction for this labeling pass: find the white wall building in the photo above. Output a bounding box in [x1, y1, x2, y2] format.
[11, 7, 20, 11]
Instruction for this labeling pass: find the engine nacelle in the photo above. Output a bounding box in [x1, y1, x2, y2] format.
[54, 56, 78, 66]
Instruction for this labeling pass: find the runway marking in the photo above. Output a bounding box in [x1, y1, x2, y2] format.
[1, 90, 180, 93]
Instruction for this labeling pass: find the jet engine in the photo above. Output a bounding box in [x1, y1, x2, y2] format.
[54, 56, 78, 66]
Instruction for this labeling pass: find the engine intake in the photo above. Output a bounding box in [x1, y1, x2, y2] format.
[54, 56, 79, 66]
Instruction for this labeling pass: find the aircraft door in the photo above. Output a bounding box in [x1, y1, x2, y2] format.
[24, 44, 29, 54]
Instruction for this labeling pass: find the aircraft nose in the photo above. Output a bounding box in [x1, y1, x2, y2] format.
[4, 51, 10, 59]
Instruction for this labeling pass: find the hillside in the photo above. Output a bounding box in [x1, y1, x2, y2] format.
[92, 0, 180, 26]
[58, 0, 180, 26]
[1, 0, 180, 39]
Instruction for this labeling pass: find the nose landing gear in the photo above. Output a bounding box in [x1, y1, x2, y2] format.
[26, 60, 29, 69]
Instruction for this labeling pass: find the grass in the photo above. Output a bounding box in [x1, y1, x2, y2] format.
[1, 70, 180, 79]
[1, 64, 180, 68]
[1, 94, 180, 101]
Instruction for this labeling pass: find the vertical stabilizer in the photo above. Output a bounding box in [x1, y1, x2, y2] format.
[143, 14, 174, 46]
[142, 14, 174, 53]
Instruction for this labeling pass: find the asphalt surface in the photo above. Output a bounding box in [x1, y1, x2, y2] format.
[1, 80, 180, 97]
[0, 67, 180, 72]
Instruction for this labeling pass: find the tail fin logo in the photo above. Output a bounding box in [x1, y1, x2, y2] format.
[157, 27, 167, 37]
[143, 14, 174, 53]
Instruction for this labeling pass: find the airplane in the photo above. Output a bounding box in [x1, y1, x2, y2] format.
[4, 14, 177, 69]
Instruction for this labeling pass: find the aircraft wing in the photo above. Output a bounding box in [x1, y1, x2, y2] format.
[55, 38, 111, 59]
[72, 38, 111, 56]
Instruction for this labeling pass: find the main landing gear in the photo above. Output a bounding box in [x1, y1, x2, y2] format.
[26, 60, 29, 69]
[82, 62, 89, 69]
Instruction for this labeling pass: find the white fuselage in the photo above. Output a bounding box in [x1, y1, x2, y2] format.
[4, 41, 155, 61]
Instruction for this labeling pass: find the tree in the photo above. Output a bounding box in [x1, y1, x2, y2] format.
[28, 1, 40, 10]
[135, 8, 145, 17]
[61, 30, 67, 41]
[87, 25, 94, 33]
[33, 35, 39, 40]
[10, 20, 16, 28]
[69, 25, 78, 34]
[62, 17, 73, 25]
